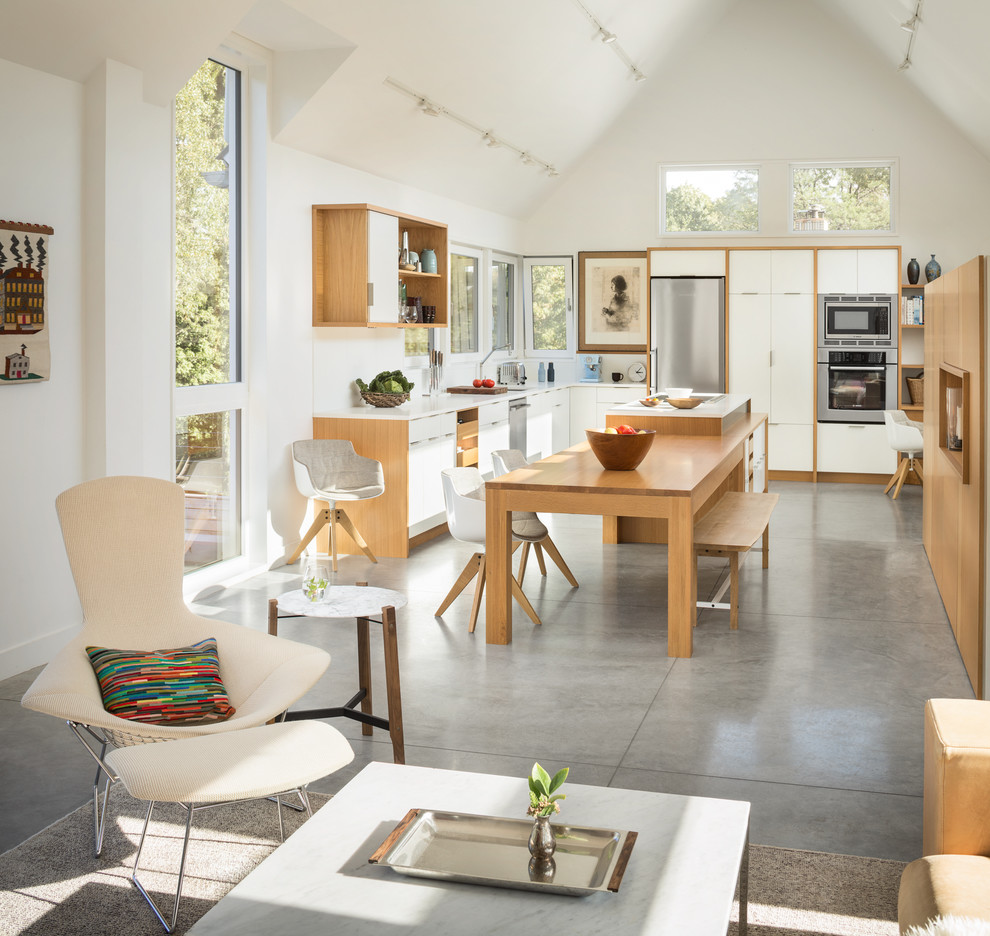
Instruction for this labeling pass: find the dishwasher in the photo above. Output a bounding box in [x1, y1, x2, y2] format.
[508, 398, 530, 454]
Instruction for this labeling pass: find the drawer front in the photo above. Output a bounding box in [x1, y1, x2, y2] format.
[478, 399, 509, 426]
[817, 423, 896, 474]
[409, 412, 456, 445]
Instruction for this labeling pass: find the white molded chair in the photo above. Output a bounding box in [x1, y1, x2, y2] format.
[21, 476, 332, 857]
[883, 410, 924, 499]
[435, 467, 543, 633]
[491, 449, 579, 589]
[288, 440, 385, 571]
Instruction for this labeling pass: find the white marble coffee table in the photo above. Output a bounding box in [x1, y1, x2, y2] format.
[270, 584, 408, 764]
[189, 762, 750, 936]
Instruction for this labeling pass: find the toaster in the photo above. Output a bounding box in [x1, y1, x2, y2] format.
[497, 361, 526, 386]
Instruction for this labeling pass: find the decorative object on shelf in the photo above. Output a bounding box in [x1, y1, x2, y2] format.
[925, 254, 942, 282]
[547, 362, 555, 383]
[907, 371, 924, 405]
[356, 370, 414, 407]
[527, 762, 568, 862]
[537, 362, 546, 382]
[578, 251, 649, 351]
[420, 248, 437, 274]
[628, 361, 647, 383]
[907, 257, 921, 285]
[946, 386, 963, 451]
[585, 427, 656, 470]
[0, 219, 54, 385]
[398, 230, 409, 269]
[301, 556, 331, 602]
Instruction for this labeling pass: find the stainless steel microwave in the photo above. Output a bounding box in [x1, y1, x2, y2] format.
[818, 294, 896, 347]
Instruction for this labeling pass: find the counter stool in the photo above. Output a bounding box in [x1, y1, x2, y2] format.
[105, 721, 354, 932]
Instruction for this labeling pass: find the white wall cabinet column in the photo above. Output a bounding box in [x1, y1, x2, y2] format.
[817, 249, 898, 295]
[728, 293, 771, 416]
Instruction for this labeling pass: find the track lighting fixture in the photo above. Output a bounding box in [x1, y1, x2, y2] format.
[572, 0, 646, 83]
[599, 29, 616, 43]
[897, 0, 923, 72]
[900, 15, 918, 32]
[384, 77, 558, 179]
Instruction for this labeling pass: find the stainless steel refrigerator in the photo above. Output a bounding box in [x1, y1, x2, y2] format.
[651, 277, 725, 393]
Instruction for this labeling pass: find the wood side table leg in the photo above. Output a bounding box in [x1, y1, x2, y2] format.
[268, 598, 278, 637]
[356, 617, 373, 737]
[381, 605, 405, 765]
[485, 489, 512, 645]
[668, 498, 695, 658]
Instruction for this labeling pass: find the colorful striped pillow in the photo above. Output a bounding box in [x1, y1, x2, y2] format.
[86, 638, 236, 725]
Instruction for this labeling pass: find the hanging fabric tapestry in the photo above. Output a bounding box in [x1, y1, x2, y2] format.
[0, 219, 54, 384]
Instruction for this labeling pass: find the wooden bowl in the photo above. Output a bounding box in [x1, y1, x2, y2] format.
[639, 397, 662, 407]
[585, 428, 656, 470]
[667, 397, 702, 409]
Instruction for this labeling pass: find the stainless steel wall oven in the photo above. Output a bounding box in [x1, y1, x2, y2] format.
[817, 349, 897, 423]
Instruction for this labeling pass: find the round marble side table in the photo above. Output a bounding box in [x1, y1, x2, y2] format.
[270, 582, 408, 764]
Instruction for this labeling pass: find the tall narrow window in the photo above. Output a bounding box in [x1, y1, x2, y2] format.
[523, 257, 572, 356]
[491, 257, 515, 351]
[450, 251, 479, 355]
[175, 58, 242, 571]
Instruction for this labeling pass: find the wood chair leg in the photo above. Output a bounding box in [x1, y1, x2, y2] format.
[884, 458, 906, 496]
[911, 458, 924, 484]
[729, 552, 740, 630]
[517, 542, 531, 584]
[762, 524, 769, 570]
[286, 509, 330, 565]
[469, 555, 487, 634]
[534, 543, 548, 576]
[328, 509, 339, 572]
[336, 508, 378, 564]
[511, 578, 542, 627]
[539, 536, 579, 587]
[891, 458, 910, 499]
[436, 553, 482, 617]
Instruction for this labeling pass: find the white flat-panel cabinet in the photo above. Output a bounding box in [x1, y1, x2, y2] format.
[595, 386, 642, 429]
[569, 386, 596, 445]
[728, 293, 772, 416]
[817, 423, 895, 474]
[367, 211, 400, 324]
[527, 393, 553, 461]
[477, 401, 509, 477]
[769, 424, 813, 472]
[651, 249, 726, 277]
[550, 389, 570, 455]
[771, 250, 815, 294]
[728, 250, 771, 294]
[408, 412, 456, 531]
[817, 249, 898, 295]
[770, 293, 815, 425]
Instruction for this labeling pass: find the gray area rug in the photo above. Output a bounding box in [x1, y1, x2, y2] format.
[0, 786, 905, 935]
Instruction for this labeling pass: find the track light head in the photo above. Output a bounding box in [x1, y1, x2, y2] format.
[417, 98, 441, 117]
[483, 132, 500, 148]
[599, 28, 616, 43]
[900, 16, 917, 32]
[897, 56, 912, 71]
[633, 69, 646, 83]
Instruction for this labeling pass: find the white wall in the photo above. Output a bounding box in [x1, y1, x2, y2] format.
[264, 144, 525, 564]
[524, 0, 990, 268]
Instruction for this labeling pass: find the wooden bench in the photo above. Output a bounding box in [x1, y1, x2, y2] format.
[694, 491, 780, 629]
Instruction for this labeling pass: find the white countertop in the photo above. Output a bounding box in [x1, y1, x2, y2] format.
[606, 393, 751, 419]
[316, 382, 649, 420]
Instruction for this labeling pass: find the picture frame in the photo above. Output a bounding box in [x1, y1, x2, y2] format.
[578, 251, 649, 351]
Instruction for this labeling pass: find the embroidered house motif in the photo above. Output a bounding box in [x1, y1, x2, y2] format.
[5, 346, 29, 379]
[0, 221, 53, 385]
[1, 264, 45, 334]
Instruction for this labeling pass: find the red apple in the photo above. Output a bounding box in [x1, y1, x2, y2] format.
[617, 424, 637, 435]
[472, 379, 483, 388]
[483, 378, 495, 388]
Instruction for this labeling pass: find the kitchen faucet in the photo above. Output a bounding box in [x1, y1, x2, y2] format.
[478, 343, 510, 379]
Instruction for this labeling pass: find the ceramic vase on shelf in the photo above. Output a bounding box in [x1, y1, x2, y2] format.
[528, 814, 556, 861]
[420, 248, 437, 274]
[907, 257, 920, 285]
[925, 254, 942, 283]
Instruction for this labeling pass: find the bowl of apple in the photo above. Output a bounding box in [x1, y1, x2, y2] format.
[585, 425, 656, 470]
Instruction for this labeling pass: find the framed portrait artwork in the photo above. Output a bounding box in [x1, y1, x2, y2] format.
[578, 251, 649, 351]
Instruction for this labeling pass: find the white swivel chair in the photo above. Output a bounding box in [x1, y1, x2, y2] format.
[491, 449, 579, 589]
[288, 440, 385, 571]
[435, 467, 543, 634]
[883, 410, 924, 499]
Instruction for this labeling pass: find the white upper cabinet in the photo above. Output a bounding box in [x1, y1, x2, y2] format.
[770, 250, 814, 294]
[650, 249, 726, 278]
[856, 249, 899, 294]
[367, 210, 399, 324]
[728, 251, 771, 294]
[817, 249, 898, 295]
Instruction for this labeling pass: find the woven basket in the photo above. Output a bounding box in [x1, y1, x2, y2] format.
[360, 390, 410, 408]
[906, 375, 924, 405]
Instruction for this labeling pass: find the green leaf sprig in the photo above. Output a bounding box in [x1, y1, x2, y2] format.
[527, 762, 568, 818]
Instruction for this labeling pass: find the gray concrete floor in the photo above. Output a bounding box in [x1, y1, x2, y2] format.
[0, 480, 973, 861]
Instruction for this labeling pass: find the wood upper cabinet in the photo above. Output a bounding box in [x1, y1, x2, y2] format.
[312, 204, 449, 327]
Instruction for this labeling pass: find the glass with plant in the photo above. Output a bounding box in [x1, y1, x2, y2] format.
[527, 762, 568, 862]
[301, 556, 331, 602]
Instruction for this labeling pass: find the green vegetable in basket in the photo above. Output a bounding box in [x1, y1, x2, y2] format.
[356, 370, 415, 394]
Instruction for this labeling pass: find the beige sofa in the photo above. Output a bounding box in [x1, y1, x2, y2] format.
[898, 699, 990, 933]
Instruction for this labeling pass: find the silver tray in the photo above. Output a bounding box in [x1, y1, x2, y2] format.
[369, 808, 637, 897]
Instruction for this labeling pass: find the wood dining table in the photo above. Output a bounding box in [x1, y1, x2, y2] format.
[484, 411, 768, 657]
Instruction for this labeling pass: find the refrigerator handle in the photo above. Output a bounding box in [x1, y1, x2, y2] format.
[769, 349, 773, 367]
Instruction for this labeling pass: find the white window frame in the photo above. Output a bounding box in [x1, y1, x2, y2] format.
[523, 256, 574, 360]
[490, 250, 520, 360]
[658, 163, 762, 237]
[447, 244, 483, 360]
[788, 159, 897, 236]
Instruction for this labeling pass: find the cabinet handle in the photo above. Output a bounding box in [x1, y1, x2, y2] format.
[368, 283, 374, 306]
[769, 350, 773, 367]
[741, 291, 759, 295]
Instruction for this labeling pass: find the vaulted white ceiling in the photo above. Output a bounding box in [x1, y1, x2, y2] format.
[0, 0, 986, 217]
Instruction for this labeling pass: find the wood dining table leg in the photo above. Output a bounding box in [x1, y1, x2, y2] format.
[668, 498, 696, 658]
[485, 488, 513, 645]
[381, 605, 405, 765]
[356, 616, 374, 737]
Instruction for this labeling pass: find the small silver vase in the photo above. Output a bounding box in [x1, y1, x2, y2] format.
[528, 814, 557, 861]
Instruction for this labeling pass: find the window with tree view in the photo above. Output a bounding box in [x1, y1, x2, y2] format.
[450, 252, 479, 354]
[175, 58, 242, 571]
[791, 163, 893, 233]
[524, 258, 570, 353]
[662, 166, 759, 233]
